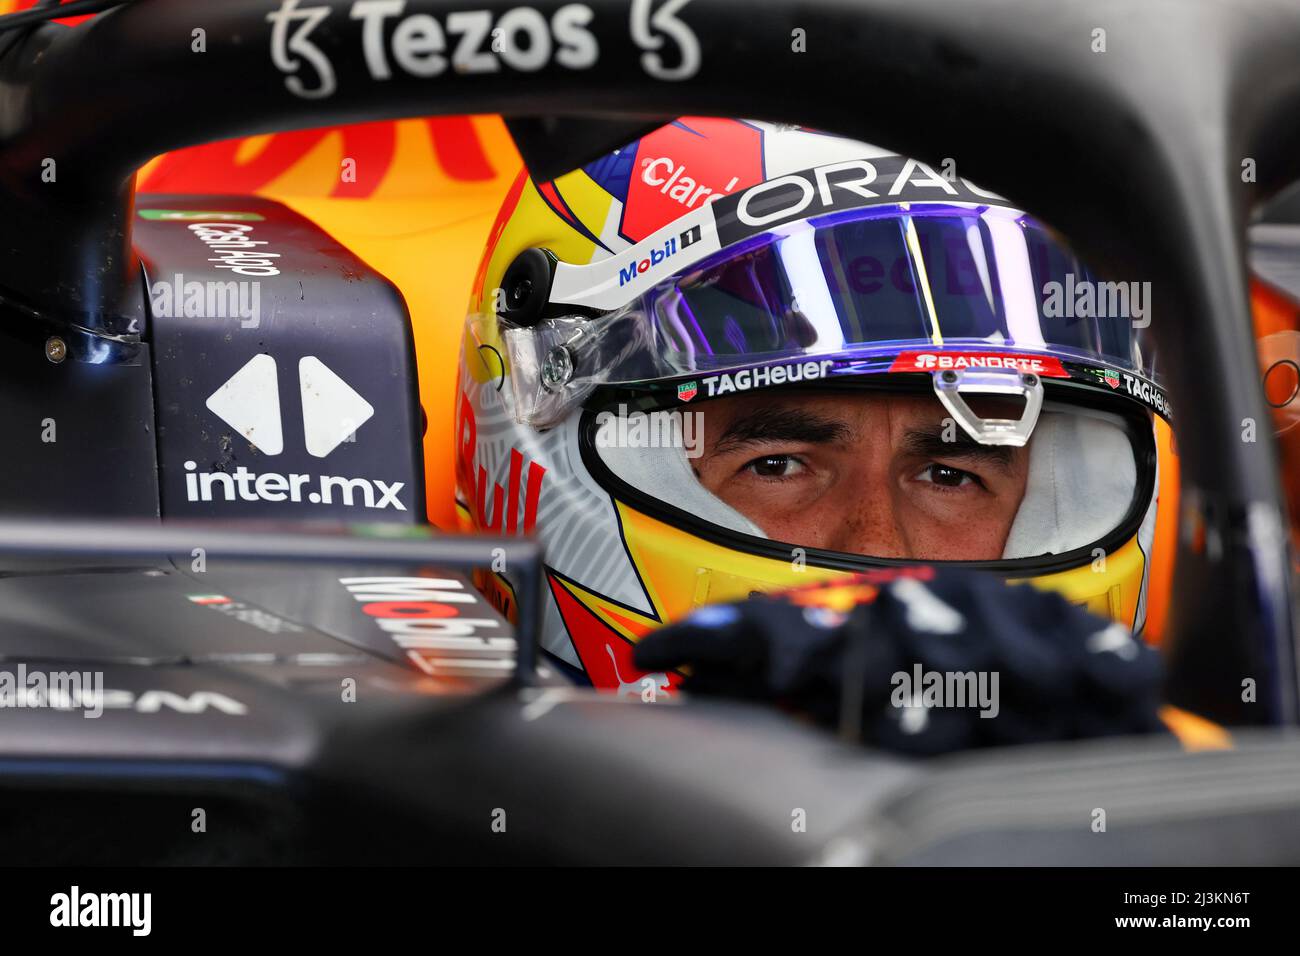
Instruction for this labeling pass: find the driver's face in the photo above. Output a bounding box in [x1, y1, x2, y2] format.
[692, 391, 1030, 560]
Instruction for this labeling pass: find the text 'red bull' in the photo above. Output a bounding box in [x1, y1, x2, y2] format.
[457, 392, 545, 534]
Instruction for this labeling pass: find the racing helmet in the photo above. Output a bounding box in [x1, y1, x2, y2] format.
[456, 118, 1176, 689]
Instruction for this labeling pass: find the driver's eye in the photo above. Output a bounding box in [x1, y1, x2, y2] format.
[749, 455, 798, 478]
[919, 463, 973, 487]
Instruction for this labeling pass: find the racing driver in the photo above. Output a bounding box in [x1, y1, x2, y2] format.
[455, 118, 1177, 697]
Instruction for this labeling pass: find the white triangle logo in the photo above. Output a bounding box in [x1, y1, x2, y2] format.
[299, 355, 374, 458]
[205, 354, 284, 456]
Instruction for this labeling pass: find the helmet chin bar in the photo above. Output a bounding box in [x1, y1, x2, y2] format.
[932, 367, 1045, 447]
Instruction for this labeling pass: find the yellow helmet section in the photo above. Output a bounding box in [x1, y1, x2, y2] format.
[615, 503, 849, 620]
[615, 500, 1152, 636]
[1011, 537, 1148, 627]
[467, 165, 619, 360]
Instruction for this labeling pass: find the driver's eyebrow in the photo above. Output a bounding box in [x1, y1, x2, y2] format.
[712, 407, 852, 455]
[904, 427, 1015, 469]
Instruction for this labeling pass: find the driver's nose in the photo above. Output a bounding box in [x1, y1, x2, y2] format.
[818, 466, 912, 559]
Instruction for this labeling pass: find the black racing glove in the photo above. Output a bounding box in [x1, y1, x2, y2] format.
[632, 568, 1168, 755]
